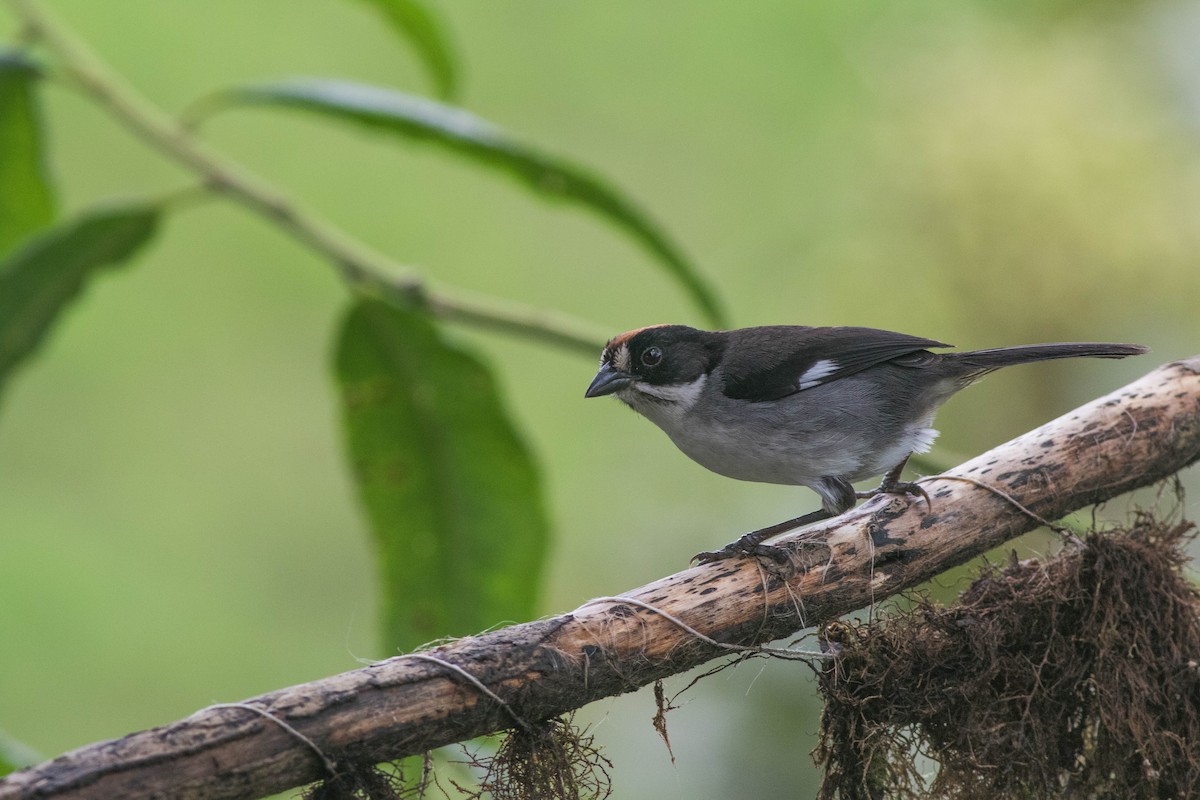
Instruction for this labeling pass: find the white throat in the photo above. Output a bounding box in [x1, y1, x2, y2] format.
[619, 373, 708, 430]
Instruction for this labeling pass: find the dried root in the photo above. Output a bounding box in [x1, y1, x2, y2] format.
[459, 716, 612, 800]
[302, 757, 421, 800]
[816, 513, 1200, 799]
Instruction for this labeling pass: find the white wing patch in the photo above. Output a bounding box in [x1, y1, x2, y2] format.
[796, 359, 838, 390]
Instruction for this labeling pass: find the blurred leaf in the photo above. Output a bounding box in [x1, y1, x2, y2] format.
[0, 204, 160, 400]
[0, 727, 40, 776]
[224, 79, 725, 326]
[335, 298, 549, 651]
[351, 0, 458, 100]
[0, 50, 56, 259]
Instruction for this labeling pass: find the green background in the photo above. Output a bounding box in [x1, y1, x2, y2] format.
[1, 1, 1198, 797]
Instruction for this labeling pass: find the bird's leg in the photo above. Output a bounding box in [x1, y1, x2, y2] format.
[693, 477, 854, 564]
[692, 508, 833, 564]
[854, 454, 932, 510]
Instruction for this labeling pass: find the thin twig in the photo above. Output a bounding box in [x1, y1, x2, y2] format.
[6, 0, 607, 357]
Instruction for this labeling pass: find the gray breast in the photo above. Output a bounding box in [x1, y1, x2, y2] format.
[626, 366, 953, 488]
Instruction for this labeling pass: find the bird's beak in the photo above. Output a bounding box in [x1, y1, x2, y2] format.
[585, 363, 633, 398]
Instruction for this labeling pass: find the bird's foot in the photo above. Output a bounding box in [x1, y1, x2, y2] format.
[854, 455, 932, 513]
[692, 508, 833, 565]
[855, 479, 932, 511]
[692, 535, 790, 565]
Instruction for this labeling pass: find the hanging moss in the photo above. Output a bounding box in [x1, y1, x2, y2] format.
[816, 514, 1200, 799]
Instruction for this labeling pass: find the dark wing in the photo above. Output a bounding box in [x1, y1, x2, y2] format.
[719, 326, 950, 401]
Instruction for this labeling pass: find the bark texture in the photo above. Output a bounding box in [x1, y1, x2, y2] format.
[3, 356, 1199, 800]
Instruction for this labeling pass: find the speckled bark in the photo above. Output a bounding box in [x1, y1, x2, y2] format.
[4, 357, 1199, 800]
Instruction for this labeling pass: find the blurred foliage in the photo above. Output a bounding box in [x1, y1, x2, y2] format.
[0, 50, 54, 257]
[0, 1, 1197, 799]
[863, 14, 1200, 337]
[216, 77, 722, 326]
[0, 728, 39, 777]
[335, 299, 548, 651]
[0, 204, 159, 398]
[351, 0, 459, 100]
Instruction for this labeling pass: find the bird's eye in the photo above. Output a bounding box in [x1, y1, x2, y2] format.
[641, 346, 663, 367]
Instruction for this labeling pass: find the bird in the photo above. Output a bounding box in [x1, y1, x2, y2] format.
[584, 324, 1146, 563]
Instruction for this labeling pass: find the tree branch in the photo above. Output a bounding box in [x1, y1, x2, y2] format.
[6, 0, 608, 357]
[4, 356, 1199, 800]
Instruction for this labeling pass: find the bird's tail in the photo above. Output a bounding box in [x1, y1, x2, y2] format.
[949, 342, 1147, 378]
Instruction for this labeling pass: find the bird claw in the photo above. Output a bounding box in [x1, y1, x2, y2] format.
[855, 480, 933, 512]
[692, 538, 790, 565]
[693, 508, 833, 565]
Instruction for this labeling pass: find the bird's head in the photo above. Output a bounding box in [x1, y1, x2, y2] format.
[585, 325, 722, 407]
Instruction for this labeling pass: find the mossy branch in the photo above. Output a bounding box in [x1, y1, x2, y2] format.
[2, 357, 1197, 800]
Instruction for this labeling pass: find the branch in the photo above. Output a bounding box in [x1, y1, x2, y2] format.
[3, 357, 1198, 800]
[6, 0, 607, 356]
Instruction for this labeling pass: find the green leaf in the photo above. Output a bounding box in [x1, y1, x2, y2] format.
[225, 79, 725, 326]
[0, 727, 40, 776]
[0, 204, 160, 400]
[0, 50, 56, 259]
[352, 0, 458, 100]
[334, 298, 549, 651]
